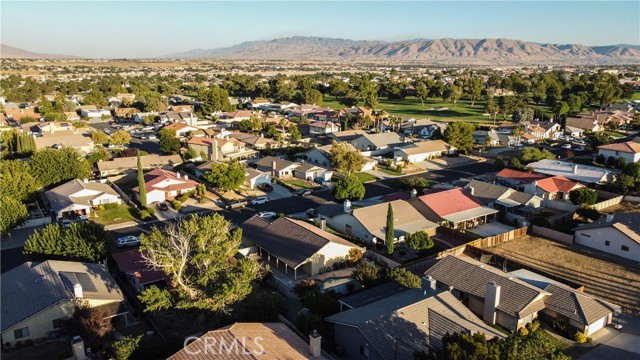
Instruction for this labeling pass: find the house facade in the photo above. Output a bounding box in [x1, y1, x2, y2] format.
[574, 213, 640, 261]
[45, 179, 121, 219]
[394, 140, 456, 163]
[598, 141, 640, 163]
[133, 169, 198, 206]
[254, 156, 299, 178]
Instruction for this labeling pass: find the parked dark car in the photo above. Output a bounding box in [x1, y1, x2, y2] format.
[257, 183, 274, 192]
[157, 202, 169, 211]
[225, 199, 248, 210]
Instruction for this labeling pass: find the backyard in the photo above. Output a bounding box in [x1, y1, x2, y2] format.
[485, 236, 640, 315]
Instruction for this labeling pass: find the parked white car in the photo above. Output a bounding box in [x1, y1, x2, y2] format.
[116, 236, 141, 248]
[251, 197, 269, 205]
[257, 211, 277, 219]
[59, 219, 72, 228]
[561, 144, 572, 149]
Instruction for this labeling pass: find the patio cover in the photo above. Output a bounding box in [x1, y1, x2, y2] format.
[441, 207, 498, 224]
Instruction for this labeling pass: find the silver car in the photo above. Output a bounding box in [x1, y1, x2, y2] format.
[116, 236, 141, 248]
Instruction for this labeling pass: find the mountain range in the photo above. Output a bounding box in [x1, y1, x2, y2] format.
[0, 44, 80, 59]
[163, 36, 640, 64]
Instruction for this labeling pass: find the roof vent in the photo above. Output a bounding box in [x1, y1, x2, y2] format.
[34, 275, 46, 284]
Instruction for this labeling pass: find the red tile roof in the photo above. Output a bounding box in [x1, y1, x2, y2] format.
[417, 188, 485, 217]
[535, 176, 583, 193]
[133, 169, 198, 193]
[598, 141, 640, 154]
[496, 168, 547, 183]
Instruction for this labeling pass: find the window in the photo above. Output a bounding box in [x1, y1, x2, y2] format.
[605, 240, 610, 246]
[14, 327, 29, 339]
[53, 318, 66, 329]
[621, 245, 630, 252]
[345, 224, 352, 234]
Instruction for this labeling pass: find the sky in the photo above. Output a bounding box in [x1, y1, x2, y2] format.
[1, 1, 639, 58]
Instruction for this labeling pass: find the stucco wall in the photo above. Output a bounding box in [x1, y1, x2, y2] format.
[575, 227, 640, 261]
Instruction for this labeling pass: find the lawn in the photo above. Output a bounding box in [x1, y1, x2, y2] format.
[377, 167, 403, 176]
[93, 203, 137, 225]
[353, 172, 379, 183]
[604, 131, 626, 138]
[281, 178, 320, 189]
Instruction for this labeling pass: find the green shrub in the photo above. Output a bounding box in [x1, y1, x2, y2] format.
[573, 331, 587, 343]
[145, 206, 155, 216]
[576, 207, 602, 221]
[104, 203, 118, 210]
[176, 193, 190, 202]
[139, 210, 151, 221]
[526, 321, 540, 333]
[96, 204, 105, 211]
[518, 327, 529, 336]
[586, 336, 593, 343]
[171, 200, 181, 211]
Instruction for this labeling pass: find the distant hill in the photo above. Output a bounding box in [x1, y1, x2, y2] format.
[163, 36, 640, 65]
[0, 44, 80, 59]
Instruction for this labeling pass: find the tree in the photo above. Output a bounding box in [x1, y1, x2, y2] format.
[389, 267, 421, 288]
[110, 129, 131, 145]
[113, 335, 142, 360]
[569, 187, 598, 206]
[333, 174, 365, 201]
[23, 221, 109, 262]
[498, 95, 517, 120]
[237, 119, 253, 133]
[185, 146, 198, 160]
[199, 85, 233, 114]
[87, 147, 112, 166]
[613, 174, 635, 195]
[83, 87, 107, 107]
[0, 197, 28, 233]
[236, 291, 286, 322]
[586, 133, 613, 151]
[485, 97, 500, 125]
[143, 114, 156, 125]
[37, 96, 55, 115]
[288, 124, 301, 141]
[347, 248, 363, 264]
[406, 231, 434, 251]
[444, 122, 474, 153]
[512, 107, 534, 123]
[0, 160, 41, 202]
[520, 147, 556, 163]
[91, 130, 110, 145]
[442, 83, 462, 106]
[386, 203, 395, 255]
[415, 81, 429, 106]
[552, 101, 570, 123]
[329, 141, 366, 175]
[30, 148, 91, 187]
[138, 214, 263, 313]
[196, 183, 207, 203]
[158, 129, 181, 154]
[265, 124, 279, 139]
[300, 88, 324, 106]
[67, 302, 115, 349]
[137, 153, 147, 206]
[509, 157, 522, 169]
[351, 261, 384, 288]
[494, 156, 505, 170]
[203, 161, 246, 191]
[465, 77, 483, 106]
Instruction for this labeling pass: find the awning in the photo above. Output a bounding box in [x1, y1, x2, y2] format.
[442, 207, 499, 224]
[495, 198, 521, 208]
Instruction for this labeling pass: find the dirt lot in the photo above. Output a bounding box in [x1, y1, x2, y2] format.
[486, 236, 640, 315]
[601, 201, 640, 214]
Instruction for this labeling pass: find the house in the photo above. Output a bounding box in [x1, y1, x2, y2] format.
[473, 130, 501, 145]
[113, 107, 139, 119]
[133, 112, 158, 123]
[410, 188, 498, 230]
[244, 168, 272, 189]
[34, 131, 94, 154]
[464, 179, 542, 214]
[162, 122, 199, 138]
[400, 119, 446, 139]
[169, 322, 329, 360]
[254, 156, 299, 178]
[187, 137, 254, 161]
[523, 176, 584, 200]
[111, 249, 168, 293]
[296, 144, 377, 171]
[294, 163, 333, 182]
[5, 108, 39, 122]
[509, 269, 621, 336]
[574, 213, 640, 261]
[309, 120, 341, 135]
[22, 121, 74, 134]
[80, 108, 111, 119]
[45, 179, 121, 220]
[425, 255, 549, 332]
[350, 132, 408, 155]
[133, 169, 198, 206]
[565, 117, 602, 135]
[247, 99, 271, 109]
[326, 287, 505, 360]
[241, 216, 363, 279]
[526, 159, 616, 184]
[96, 154, 183, 177]
[159, 111, 199, 127]
[598, 141, 640, 163]
[231, 132, 278, 149]
[339, 106, 373, 120]
[1, 260, 127, 346]
[394, 140, 456, 163]
[63, 112, 81, 121]
[218, 110, 253, 125]
[321, 200, 438, 245]
[521, 120, 561, 139]
[495, 168, 548, 190]
[327, 129, 368, 143]
[167, 105, 194, 113]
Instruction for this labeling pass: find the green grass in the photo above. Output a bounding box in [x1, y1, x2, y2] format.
[353, 172, 379, 183]
[378, 167, 403, 176]
[93, 204, 137, 225]
[604, 131, 626, 138]
[281, 178, 319, 189]
[630, 90, 640, 101]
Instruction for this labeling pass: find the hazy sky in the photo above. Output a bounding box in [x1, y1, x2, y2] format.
[2, 1, 639, 58]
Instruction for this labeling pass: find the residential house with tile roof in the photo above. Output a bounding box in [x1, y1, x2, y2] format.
[169, 322, 329, 359]
[463, 179, 542, 215]
[351, 132, 409, 155]
[598, 141, 640, 163]
[409, 188, 498, 230]
[326, 287, 505, 360]
[495, 168, 548, 190]
[321, 200, 438, 245]
[523, 175, 584, 200]
[293, 163, 333, 182]
[244, 168, 272, 189]
[111, 249, 169, 293]
[162, 122, 199, 137]
[509, 269, 620, 336]
[113, 107, 139, 119]
[231, 132, 278, 150]
[309, 120, 341, 135]
[5, 108, 39, 122]
[394, 140, 456, 163]
[254, 156, 299, 178]
[521, 120, 561, 139]
[1, 260, 127, 346]
[218, 110, 253, 125]
[574, 213, 640, 261]
[45, 179, 121, 219]
[187, 136, 255, 162]
[400, 119, 446, 139]
[327, 129, 369, 143]
[241, 216, 363, 279]
[295, 144, 377, 171]
[565, 117, 602, 137]
[34, 131, 94, 154]
[425, 255, 550, 332]
[133, 169, 198, 206]
[96, 154, 182, 177]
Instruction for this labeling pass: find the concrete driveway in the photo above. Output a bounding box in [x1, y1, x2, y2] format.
[579, 314, 640, 360]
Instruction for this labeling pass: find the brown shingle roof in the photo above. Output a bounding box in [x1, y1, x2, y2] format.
[598, 141, 640, 154]
[352, 200, 438, 239]
[543, 284, 620, 325]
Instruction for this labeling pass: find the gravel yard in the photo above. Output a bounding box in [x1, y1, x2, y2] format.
[486, 236, 640, 315]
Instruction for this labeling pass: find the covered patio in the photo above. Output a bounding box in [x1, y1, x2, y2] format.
[442, 207, 499, 230]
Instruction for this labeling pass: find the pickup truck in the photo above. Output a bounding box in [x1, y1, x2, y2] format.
[225, 199, 248, 210]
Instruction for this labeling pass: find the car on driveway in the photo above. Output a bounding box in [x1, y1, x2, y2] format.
[257, 211, 277, 219]
[295, 189, 312, 197]
[225, 199, 248, 210]
[257, 183, 273, 192]
[157, 202, 169, 211]
[251, 196, 269, 205]
[116, 236, 141, 248]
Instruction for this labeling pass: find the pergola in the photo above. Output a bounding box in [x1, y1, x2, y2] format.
[442, 207, 499, 230]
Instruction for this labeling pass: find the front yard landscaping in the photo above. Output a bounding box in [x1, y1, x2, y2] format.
[353, 172, 379, 183]
[92, 203, 138, 225]
[281, 178, 320, 190]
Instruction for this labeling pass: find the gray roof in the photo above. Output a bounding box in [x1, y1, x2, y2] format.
[97, 154, 182, 172]
[326, 289, 504, 358]
[352, 200, 439, 240]
[574, 213, 640, 245]
[254, 156, 298, 172]
[425, 256, 549, 318]
[339, 281, 408, 309]
[1, 260, 124, 331]
[45, 179, 120, 213]
[241, 216, 360, 268]
[465, 180, 511, 205]
[317, 201, 345, 217]
[357, 132, 406, 148]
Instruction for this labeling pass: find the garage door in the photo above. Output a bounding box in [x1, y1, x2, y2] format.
[587, 316, 608, 336]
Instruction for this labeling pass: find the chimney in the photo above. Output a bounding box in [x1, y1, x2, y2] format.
[410, 188, 417, 199]
[71, 336, 87, 360]
[73, 283, 83, 298]
[176, 172, 181, 178]
[423, 275, 437, 290]
[606, 214, 614, 223]
[483, 281, 501, 325]
[573, 164, 578, 174]
[468, 186, 474, 195]
[309, 330, 322, 358]
[343, 199, 352, 213]
[213, 139, 219, 161]
[320, 217, 326, 231]
[184, 174, 188, 180]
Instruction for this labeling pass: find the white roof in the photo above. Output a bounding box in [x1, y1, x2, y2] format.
[527, 159, 616, 184]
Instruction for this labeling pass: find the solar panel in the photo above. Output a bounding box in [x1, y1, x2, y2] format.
[61, 272, 98, 293]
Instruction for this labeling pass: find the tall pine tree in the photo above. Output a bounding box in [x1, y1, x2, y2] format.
[137, 152, 147, 206]
[386, 203, 395, 255]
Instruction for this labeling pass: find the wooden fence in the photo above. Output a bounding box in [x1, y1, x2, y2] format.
[531, 225, 574, 245]
[437, 226, 528, 259]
